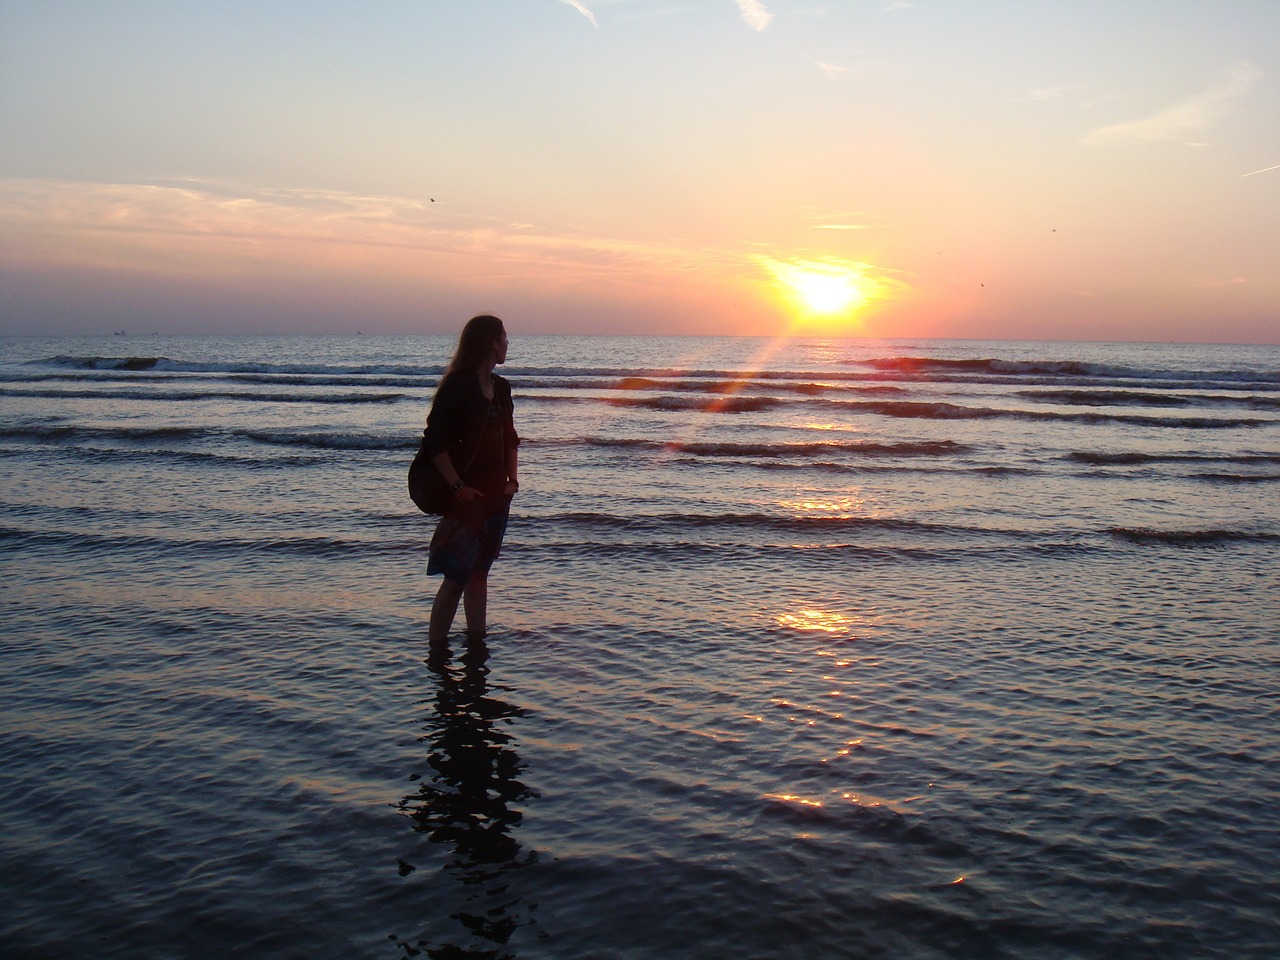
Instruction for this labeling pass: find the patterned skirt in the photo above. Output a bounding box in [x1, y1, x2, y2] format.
[426, 496, 511, 583]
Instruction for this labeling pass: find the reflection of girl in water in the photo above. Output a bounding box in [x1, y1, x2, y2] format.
[421, 315, 520, 643]
[394, 636, 539, 957]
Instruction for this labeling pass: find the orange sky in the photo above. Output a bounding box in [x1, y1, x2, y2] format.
[2, 2, 1278, 342]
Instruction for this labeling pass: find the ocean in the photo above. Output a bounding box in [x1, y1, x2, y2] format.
[1, 333, 1277, 959]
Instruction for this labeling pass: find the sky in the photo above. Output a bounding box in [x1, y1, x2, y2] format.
[1, 0, 1278, 343]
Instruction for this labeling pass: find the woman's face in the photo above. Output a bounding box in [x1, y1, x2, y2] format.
[493, 330, 509, 365]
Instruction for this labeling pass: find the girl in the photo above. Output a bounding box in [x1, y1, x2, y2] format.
[422, 315, 519, 642]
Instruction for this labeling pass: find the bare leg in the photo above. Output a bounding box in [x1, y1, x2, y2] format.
[462, 572, 489, 636]
[429, 577, 466, 644]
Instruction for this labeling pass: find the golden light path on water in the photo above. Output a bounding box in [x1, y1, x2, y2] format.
[777, 492, 877, 520]
[653, 338, 919, 836]
[775, 609, 856, 634]
[766, 583, 948, 841]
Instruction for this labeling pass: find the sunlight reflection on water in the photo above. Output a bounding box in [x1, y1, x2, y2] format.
[778, 492, 874, 519]
[775, 608, 856, 634]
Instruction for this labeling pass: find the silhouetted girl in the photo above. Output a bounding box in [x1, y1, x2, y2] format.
[422, 315, 519, 641]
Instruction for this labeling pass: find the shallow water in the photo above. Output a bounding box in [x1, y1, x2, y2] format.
[1, 334, 1278, 958]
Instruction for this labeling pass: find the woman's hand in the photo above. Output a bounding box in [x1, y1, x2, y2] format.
[504, 480, 519, 498]
[454, 485, 484, 502]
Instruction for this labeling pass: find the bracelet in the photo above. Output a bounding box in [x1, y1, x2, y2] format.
[450, 479, 465, 493]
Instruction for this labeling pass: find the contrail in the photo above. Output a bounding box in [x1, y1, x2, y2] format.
[1241, 162, 1280, 177]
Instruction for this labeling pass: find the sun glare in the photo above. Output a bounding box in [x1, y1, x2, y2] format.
[759, 256, 898, 329]
[783, 263, 865, 313]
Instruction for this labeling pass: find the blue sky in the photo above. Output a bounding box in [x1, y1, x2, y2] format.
[2, 1, 1278, 341]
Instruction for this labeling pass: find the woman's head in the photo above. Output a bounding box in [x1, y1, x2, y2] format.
[446, 314, 507, 375]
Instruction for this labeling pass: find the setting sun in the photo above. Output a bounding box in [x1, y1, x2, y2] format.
[758, 256, 900, 329]
[779, 262, 866, 313]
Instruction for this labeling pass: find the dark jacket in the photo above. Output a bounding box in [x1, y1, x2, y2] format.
[422, 372, 519, 488]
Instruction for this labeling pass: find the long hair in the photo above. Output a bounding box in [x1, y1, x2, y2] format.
[444, 314, 505, 377]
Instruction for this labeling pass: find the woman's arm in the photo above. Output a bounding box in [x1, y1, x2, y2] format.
[498, 375, 520, 497]
[431, 450, 483, 501]
[422, 374, 465, 456]
[424, 373, 483, 500]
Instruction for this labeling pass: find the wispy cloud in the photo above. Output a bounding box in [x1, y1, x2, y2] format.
[1083, 62, 1262, 145]
[805, 209, 879, 230]
[1015, 84, 1080, 103]
[818, 62, 847, 80]
[0, 177, 736, 286]
[561, 0, 598, 28]
[736, 0, 773, 31]
[882, 1, 914, 11]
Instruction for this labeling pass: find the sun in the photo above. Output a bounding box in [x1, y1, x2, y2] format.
[759, 256, 893, 327]
[785, 265, 866, 313]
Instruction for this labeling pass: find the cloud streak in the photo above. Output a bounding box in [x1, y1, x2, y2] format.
[560, 0, 598, 28]
[1083, 62, 1261, 145]
[736, 0, 773, 31]
[1, 176, 812, 334]
[0, 177, 747, 288]
[1014, 84, 1080, 103]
